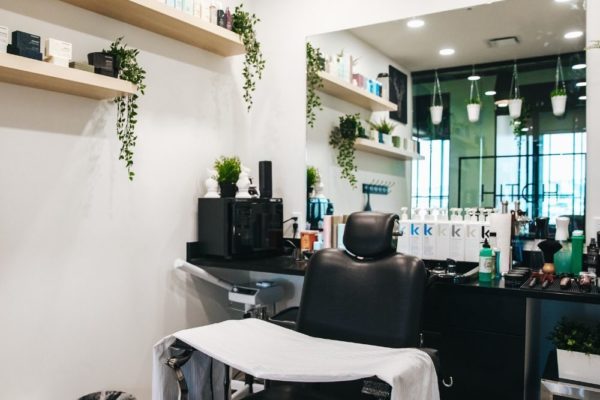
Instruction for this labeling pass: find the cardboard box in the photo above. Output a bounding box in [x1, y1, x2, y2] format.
[12, 31, 40, 52]
[45, 38, 72, 60]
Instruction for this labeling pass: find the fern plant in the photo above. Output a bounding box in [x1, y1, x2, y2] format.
[232, 4, 265, 111]
[105, 37, 146, 181]
[306, 42, 325, 128]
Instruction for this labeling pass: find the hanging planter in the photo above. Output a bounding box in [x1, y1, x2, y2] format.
[430, 71, 444, 125]
[551, 56, 567, 117]
[508, 63, 523, 119]
[466, 67, 481, 123]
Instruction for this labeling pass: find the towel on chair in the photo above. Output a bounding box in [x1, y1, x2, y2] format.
[153, 318, 439, 400]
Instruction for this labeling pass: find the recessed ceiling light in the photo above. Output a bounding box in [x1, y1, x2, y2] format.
[564, 31, 584, 39]
[407, 19, 425, 28]
[485, 90, 496, 96]
[468, 75, 481, 81]
[572, 63, 587, 70]
[496, 100, 509, 107]
[439, 48, 455, 56]
[521, 127, 529, 132]
[579, 95, 587, 100]
[555, 0, 571, 3]
[576, 81, 587, 87]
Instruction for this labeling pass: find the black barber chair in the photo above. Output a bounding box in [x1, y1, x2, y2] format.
[246, 211, 440, 400]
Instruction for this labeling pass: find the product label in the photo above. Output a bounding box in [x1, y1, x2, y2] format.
[479, 257, 493, 273]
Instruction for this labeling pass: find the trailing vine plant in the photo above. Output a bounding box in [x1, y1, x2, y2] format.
[105, 37, 146, 180]
[232, 4, 265, 111]
[306, 42, 325, 128]
[329, 114, 363, 188]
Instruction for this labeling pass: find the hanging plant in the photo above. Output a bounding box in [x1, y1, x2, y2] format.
[306, 42, 325, 128]
[466, 67, 481, 123]
[551, 56, 567, 117]
[508, 63, 523, 119]
[232, 4, 266, 111]
[104, 37, 147, 181]
[329, 114, 362, 188]
[430, 71, 443, 125]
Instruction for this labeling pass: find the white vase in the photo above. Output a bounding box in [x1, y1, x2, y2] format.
[467, 103, 481, 123]
[382, 133, 392, 146]
[557, 349, 600, 385]
[430, 105, 443, 125]
[509, 98, 522, 119]
[551, 95, 567, 117]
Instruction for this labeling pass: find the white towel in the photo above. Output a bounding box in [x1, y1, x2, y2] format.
[153, 318, 439, 400]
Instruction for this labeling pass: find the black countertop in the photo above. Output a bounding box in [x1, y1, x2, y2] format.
[185, 242, 600, 304]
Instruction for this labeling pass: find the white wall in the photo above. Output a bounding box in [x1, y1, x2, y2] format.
[306, 30, 412, 215]
[0, 1, 250, 399]
[0, 0, 504, 399]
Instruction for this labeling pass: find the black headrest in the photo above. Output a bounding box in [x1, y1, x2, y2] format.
[343, 212, 399, 258]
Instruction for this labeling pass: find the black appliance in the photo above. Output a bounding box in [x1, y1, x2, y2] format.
[197, 198, 283, 258]
[259, 161, 272, 198]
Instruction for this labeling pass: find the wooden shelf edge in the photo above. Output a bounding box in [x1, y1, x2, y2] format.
[0, 53, 137, 100]
[354, 138, 424, 160]
[60, 0, 245, 57]
[317, 71, 398, 112]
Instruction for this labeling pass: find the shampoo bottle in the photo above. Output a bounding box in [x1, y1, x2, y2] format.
[479, 239, 494, 282]
[397, 207, 410, 254]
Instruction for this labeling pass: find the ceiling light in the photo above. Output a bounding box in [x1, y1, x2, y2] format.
[564, 31, 584, 39]
[496, 100, 509, 107]
[572, 63, 587, 70]
[485, 90, 496, 96]
[555, 0, 572, 2]
[468, 75, 481, 81]
[521, 127, 529, 132]
[439, 48, 455, 56]
[407, 19, 425, 28]
[576, 81, 587, 87]
[579, 95, 587, 100]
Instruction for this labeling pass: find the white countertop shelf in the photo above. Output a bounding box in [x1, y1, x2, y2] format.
[354, 138, 424, 160]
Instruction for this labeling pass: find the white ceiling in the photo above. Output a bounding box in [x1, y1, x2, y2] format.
[349, 0, 586, 71]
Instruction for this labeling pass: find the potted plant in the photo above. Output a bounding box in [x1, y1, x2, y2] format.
[307, 165, 320, 197]
[549, 318, 600, 385]
[430, 71, 444, 125]
[329, 114, 362, 188]
[104, 37, 147, 181]
[368, 118, 396, 145]
[214, 156, 242, 197]
[232, 4, 265, 111]
[466, 70, 481, 123]
[551, 56, 567, 117]
[508, 63, 523, 119]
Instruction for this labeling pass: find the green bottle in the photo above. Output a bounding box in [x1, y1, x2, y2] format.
[571, 231, 584, 274]
[479, 239, 494, 282]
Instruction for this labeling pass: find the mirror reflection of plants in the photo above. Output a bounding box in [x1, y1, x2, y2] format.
[232, 4, 265, 111]
[306, 42, 325, 128]
[368, 118, 396, 134]
[307, 165, 320, 189]
[105, 37, 147, 181]
[330, 114, 363, 188]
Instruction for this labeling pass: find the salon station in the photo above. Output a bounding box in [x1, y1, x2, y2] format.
[1, 0, 599, 399]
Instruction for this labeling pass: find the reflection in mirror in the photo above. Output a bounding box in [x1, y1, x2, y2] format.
[306, 0, 586, 237]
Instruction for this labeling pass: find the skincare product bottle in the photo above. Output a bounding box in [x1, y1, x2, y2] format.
[225, 7, 232, 30]
[554, 217, 572, 274]
[449, 208, 465, 261]
[209, 1, 217, 24]
[217, 3, 226, 27]
[409, 218, 423, 258]
[422, 220, 436, 259]
[583, 236, 598, 274]
[396, 207, 410, 254]
[193, 0, 202, 17]
[479, 239, 494, 282]
[436, 215, 451, 261]
[571, 231, 584, 274]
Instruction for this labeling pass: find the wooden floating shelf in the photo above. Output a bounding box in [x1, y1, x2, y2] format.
[0, 53, 137, 100]
[318, 71, 398, 112]
[354, 138, 424, 161]
[61, 0, 245, 57]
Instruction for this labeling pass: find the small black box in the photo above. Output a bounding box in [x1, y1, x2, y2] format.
[11, 31, 41, 52]
[87, 52, 119, 77]
[7, 44, 42, 61]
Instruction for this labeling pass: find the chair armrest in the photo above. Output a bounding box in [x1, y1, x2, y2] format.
[268, 306, 299, 330]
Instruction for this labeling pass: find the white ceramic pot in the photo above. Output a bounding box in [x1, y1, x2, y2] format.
[557, 349, 600, 385]
[382, 133, 392, 146]
[467, 103, 481, 123]
[551, 95, 567, 117]
[509, 98, 523, 119]
[369, 129, 378, 141]
[430, 105, 444, 125]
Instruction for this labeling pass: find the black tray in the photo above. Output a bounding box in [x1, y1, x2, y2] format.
[521, 277, 600, 294]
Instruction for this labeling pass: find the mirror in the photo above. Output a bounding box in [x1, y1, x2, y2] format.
[306, 0, 586, 230]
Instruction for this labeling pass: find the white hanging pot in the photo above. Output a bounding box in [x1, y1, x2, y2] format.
[509, 98, 522, 119]
[551, 95, 567, 117]
[467, 103, 481, 123]
[430, 105, 444, 125]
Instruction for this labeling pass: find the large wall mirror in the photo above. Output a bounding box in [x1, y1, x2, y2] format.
[306, 0, 586, 231]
